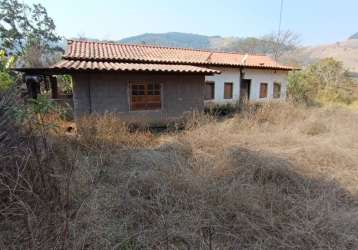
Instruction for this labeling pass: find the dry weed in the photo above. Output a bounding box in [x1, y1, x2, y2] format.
[1, 103, 358, 249]
[77, 114, 156, 150]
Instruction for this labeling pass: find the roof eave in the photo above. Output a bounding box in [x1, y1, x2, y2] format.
[11, 67, 74, 75]
[61, 57, 295, 71]
[12, 67, 220, 75]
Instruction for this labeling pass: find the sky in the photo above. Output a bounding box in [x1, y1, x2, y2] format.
[23, 0, 358, 46]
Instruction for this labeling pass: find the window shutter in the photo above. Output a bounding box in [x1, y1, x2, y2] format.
[224, 82, 233, 99]
[205, 82, 215, 100]
[260, 83, 268, 98]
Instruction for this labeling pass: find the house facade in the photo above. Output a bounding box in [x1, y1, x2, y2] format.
[16, 40, 294, 123]
[71, 72, 209, 123]
[204, 67, 288, 103]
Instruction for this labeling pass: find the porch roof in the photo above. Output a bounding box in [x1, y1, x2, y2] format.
[13, 61, 220, 75]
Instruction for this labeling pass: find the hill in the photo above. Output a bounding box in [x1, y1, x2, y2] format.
[349, 32, 358, 39]
[119, 32, 217, 49]
[119, 32, 248, 51]
[119, 32, 296, 55]
[282, 38, 358, 75]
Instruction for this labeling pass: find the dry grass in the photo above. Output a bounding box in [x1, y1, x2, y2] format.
[1, 103, 358, 249]
[76, 114, 156, 150]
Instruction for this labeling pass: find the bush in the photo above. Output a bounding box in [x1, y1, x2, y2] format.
[204, 102, 239, 116]
[288, 58, 355, 105]
[58, 75, 73, 95]
[77, 114, 155, 150]
[0, 50, 16, 91]
[287, 70, 314, 104]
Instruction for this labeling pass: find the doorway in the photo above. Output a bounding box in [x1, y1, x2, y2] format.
[240, 79, 251, 101]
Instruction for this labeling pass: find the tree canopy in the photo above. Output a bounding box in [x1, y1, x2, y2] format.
[0, 0, 62, 66]
[0, 49, 15, 91]
[288, 58, 355, 104]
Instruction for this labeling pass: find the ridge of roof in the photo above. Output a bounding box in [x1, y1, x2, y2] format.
[66, 39, 269, 57]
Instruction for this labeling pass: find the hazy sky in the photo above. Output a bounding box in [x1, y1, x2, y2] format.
[23, 0, 358, 46]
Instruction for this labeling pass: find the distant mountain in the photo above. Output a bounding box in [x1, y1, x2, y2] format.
[349, 32, 358, 39]
[119, 32, 249, 51]
[119, 32, 295, 55]
[119, 32, 217, 49]
[281, 39, 358, 76]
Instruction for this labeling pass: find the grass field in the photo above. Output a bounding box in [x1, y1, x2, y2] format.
[1, 102, 358, 249]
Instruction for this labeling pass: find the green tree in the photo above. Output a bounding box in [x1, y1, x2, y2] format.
[0, 0, 62, 66]
[288, 58, 354, 104]
[0, 49, 15, 91]
[287, 70, 313, 104]
[58, 75, 73, 95]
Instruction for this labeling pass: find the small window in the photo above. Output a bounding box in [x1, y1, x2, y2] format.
[205, 81, 215, 100]
[259, 83, 268, 98]
[273, 82, 281, 98]
[224, 82, 233, 99]
[130, 82, 161, 111]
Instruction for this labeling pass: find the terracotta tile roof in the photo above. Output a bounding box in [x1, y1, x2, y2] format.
[63, 40, 294, 70]
[51, 60, 220, 74]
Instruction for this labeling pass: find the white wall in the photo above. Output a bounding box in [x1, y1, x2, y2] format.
[205, 67, 288, 103]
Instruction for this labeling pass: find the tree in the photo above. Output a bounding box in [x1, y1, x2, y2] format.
[263, 30, 300, 60]
[224, 30, 299, 59]
[288, 58, 355, 104]
[0, 49, 15, 91]
[0, 0, 62, 66]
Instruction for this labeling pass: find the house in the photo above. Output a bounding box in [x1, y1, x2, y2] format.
[16, 40, 294, 123]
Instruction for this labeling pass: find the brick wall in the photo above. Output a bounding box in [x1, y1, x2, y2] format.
[71, 72, 205, 123]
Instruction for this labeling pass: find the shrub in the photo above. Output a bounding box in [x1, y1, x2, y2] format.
[58, 75, 73, 95]
[288, 58, 355, 105]
[2, 96, 358, 249]
[0, 50, 16, 91]
[204, 102, 239, 116]
[77, 114, 155, 150]
[0, 88, 68, 249]
[287, 70, 314, 104]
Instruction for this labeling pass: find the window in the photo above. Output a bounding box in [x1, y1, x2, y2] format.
[224, 82, 233, 99]
[259, 83, 268, 98]
[130, 82, 161, 111]
[205, 81, 215, 100]
[273, 82, 281, 98]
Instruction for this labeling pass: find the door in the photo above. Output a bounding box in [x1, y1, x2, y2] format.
[240, 79, 251, 101]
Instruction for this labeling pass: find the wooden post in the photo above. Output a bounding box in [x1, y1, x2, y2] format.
[50, 76, 58, 99]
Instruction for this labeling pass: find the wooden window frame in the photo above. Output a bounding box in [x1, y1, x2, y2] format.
[224, 82, 233, 99]
[129, 81, 162, 111]
[205, 81, 215, 100]
[273, 82, 281, 99]
[259, 82, 268, 98]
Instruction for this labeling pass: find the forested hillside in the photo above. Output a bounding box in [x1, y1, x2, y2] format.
[119, 31, 298, 57]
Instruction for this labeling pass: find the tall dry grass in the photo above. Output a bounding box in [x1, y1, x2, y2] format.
[1, 102, 358, 249]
